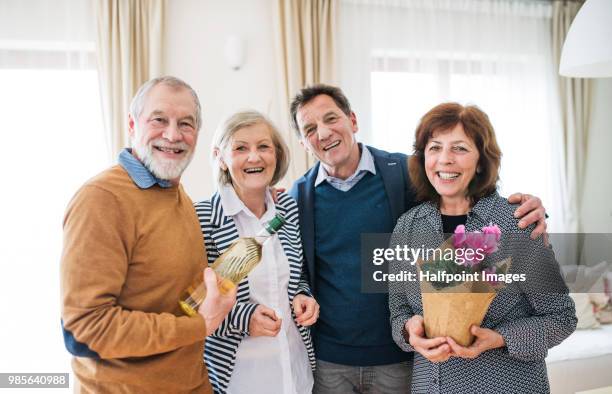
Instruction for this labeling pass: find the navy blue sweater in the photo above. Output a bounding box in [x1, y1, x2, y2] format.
[313, 172, 410, 365]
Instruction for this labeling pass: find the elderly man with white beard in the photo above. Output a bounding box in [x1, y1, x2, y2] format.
[60, 76, 236, 394]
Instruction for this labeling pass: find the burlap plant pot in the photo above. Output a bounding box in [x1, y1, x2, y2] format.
[420, 280, 496, 346]
[416, 237, 511, 346]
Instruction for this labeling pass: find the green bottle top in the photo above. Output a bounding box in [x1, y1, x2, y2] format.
[264, 214, 286, 235]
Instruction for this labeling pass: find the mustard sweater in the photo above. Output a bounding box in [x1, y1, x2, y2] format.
[60, 165, 211, 393]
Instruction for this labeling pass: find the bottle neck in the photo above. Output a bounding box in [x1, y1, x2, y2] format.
[253, 214, 284, 244]
[254, 227, 275, 245]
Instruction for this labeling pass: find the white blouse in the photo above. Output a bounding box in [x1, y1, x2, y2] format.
[220, 185, 313, 394]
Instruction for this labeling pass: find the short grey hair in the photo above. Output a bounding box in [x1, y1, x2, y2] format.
[129, 76, 202, 130]
[212, 110, 290, 188]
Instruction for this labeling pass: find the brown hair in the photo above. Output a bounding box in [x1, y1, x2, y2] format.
[409, 102, 502, 204]
[289, 84, 352, 137]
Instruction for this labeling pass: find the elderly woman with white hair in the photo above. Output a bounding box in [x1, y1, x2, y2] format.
[194, 110, 318, 394]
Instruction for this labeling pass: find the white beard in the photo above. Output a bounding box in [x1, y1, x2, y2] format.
[132, 128, 194, 181]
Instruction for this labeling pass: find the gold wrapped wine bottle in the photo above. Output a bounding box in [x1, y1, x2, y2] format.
[179, 214, 286, 317]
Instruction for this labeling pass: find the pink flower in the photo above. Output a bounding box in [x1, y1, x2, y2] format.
[462, 249, 484, 267]
[465, 231, 484, 250]
[453, 225, 467, 248]
[482, 224, 501, 242]
[481, 224, 501, 255]
[463, 233, 486, 267]
[462, 225, 501, 256]
[481, 233, 499, 255]
[452, 223, 501, 268]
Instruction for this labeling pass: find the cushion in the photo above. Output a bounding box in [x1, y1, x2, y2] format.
[564, 261, 610, 328]
[562, 261, 609, 293]
[570, 293, 600, 329]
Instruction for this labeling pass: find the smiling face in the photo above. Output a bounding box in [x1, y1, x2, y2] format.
[424, 123, 480, 204]
[129, 83, 198, 183]
[295, 94, 360, 179]
[218, 122, 277, 197]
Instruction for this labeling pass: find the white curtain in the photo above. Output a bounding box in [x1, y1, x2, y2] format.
[551, 1, 590, 234]
[339, 0, 563, 230]
[0, 0, 107, 379]
[550, 1, 590, 265]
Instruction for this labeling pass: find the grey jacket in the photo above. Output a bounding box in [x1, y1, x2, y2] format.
[388, 192, 577, 394]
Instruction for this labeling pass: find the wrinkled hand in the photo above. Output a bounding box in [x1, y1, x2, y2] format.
[198, 268, 237, 336]
[406, 315, 450, 363]
[508, 192, 548, 245]
[292, 294, 319, 327]
[446, 325, 505, 359]
[249, 305, 282, 337]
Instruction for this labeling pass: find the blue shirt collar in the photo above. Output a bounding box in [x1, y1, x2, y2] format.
[118, 148, 174, 189]
[314, 143, 377, 187]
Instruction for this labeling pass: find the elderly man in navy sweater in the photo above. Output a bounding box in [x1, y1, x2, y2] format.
[288, 84, 548, 394]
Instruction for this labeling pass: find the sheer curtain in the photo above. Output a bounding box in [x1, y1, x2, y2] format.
[0, 0, 107, 387]
[551, 0, 590, 234]
[339, 0, 563, 230]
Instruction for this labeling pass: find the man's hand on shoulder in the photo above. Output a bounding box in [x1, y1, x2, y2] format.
[270, 187, 286, 203]
[198, 268, 237, 336]
[507, 193, 548, 245]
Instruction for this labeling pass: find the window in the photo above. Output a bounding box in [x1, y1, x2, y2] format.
[339, 0, 558, 219]
[0, 0, 108, 384]
[368, 55, 553, 204]
[0, 67, 107, 375]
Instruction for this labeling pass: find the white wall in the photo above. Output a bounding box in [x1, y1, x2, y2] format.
[580, 78, 612, 233]
[164, 0, 282, 202]
[164, 0, 612, 235]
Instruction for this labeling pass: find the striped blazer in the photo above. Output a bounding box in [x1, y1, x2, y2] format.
[194, 191, 316, 394]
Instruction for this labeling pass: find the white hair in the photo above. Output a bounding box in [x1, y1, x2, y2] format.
[129, 76, 200, 180]
[129, 76, 202, 131]
[132, 125, 194, 180]
[212, 110, 290, 188]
